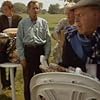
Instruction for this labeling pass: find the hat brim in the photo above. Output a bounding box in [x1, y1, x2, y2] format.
[71, 0, 100, 10]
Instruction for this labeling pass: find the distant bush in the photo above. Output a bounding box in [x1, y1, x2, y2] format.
[41, 9, 47, 14]
[14, 2, 27, 13]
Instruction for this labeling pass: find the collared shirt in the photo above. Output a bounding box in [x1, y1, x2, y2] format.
[8, 16, 12, 27]
[16, 17, 51, 60]
[52, 18, 69, 42]
[54, 18, 69, 34]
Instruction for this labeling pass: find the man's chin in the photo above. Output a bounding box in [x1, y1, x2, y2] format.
[78, 29, 83, 34]
[79, 31, 93, 37]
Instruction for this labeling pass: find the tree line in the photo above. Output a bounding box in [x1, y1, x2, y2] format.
[0, 0, 80, 14]
[13, 2, 64, 14]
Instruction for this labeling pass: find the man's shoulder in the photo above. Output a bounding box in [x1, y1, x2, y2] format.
[13, 14, 22, 19]
[59, 18, 67, 22]
[59, 18, 68, 24]
[56, 18, 69, 28]
[19, 18, 30, 24]
[0, 15, 6, 19]
[38, 17, 47, 23]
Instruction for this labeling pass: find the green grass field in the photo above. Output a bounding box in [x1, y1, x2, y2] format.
[21, 13, 65, 33]
[40, 14, 65, 32]
[0, 13, 65, 100]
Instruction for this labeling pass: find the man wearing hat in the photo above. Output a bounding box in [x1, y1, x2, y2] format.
[51, 2, 76, 64]
[60, 0, 100, 79]
[52, 2, 76, 45]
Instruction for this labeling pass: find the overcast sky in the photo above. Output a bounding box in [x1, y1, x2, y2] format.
[0, 0, 65, 10]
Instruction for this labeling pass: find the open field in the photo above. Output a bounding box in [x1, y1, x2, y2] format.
[21, 13, 65, 33]
[0, 13, 65, 100]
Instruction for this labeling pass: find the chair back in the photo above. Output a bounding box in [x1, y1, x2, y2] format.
[30, 72, 100, 92]
[31, 82, 100, 100]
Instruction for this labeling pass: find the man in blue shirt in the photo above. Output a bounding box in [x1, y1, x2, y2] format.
[16, 1, 51, 100]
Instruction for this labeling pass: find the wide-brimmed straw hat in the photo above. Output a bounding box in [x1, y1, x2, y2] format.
[64, 2, 76, 14]
[71, 0, 100, 9]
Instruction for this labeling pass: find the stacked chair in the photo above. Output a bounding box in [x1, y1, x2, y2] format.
[30, 56, 100, 100]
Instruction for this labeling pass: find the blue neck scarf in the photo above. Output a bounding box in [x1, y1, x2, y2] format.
[65, 26, 100, 64]
[70, 33, 91, 61]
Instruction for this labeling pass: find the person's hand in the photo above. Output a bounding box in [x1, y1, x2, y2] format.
[20, 59, 27, 69]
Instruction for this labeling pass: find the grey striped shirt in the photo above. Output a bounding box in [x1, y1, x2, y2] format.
[16, 17, 51, 60]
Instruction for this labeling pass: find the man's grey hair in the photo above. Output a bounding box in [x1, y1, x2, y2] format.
[27, 0, 39, 9]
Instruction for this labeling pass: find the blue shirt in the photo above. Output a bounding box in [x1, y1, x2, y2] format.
[16, 17, 51, 60]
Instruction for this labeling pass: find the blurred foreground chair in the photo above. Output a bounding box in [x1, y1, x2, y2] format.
[30, 72, 100, 100]
[30, 82, 100, 100]
[30, 72, 100, 92]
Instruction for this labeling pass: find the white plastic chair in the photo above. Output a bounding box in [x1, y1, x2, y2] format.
[0, 63, 21, 100]
[30, 82, 100, 100]
[30, 72, 100, 93]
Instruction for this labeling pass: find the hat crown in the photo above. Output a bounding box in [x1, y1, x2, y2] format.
[64, 1, 76, 7]
[71, 0, 100, 9]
